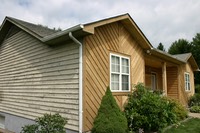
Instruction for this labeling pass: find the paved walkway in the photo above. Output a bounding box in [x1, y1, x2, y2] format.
[188, 112, 200, 118]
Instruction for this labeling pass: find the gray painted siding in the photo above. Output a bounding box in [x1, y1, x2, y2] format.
[0, 29, 80, 131]
[0, 112, 78, 133]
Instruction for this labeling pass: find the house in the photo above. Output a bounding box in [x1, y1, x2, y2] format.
[0, 13, 198, 133]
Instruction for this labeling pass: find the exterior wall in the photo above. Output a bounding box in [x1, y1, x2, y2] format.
[0, 28, 80, 131]
[83, 22, 145, 132]
[166, 67, 179, 100]
[0, 112, 78, 133]
[179, 63, 195, 106]
[145, 66, 162, 90]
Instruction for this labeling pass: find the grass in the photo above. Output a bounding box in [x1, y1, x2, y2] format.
[163, 118, 200, 133]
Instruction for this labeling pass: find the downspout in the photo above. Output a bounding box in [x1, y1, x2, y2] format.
[69, 32, 83, 133]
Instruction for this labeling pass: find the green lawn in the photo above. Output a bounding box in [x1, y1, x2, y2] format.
[164, 118, 200, 133]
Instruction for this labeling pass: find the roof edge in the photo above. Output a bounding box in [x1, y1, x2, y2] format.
[42, 24, 84, 42]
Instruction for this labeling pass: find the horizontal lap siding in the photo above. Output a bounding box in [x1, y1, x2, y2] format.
[167, 67, 178, 100]
[83, 22, 145, 131]
[0, 30, 79, 131]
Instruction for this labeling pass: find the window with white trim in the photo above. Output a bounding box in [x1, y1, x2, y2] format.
[185, 73, 190, 91]
[110, 54, 130, 91]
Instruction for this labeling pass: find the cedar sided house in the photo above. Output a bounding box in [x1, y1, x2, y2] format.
[0, 14, 199, 133]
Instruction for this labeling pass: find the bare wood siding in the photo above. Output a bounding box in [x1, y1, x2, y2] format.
[179, 63, 195, 106]
[83, 22, 145, 131]
[145, 66, 162, 90]
[167, 67, 178, 100]
[0, 29, 79, 131]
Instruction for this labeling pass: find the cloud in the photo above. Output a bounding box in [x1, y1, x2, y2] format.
[0, 0, 200, 50]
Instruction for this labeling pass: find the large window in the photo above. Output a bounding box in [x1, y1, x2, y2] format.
[110, 54, 130, 91]
[185, 72, 190, 91]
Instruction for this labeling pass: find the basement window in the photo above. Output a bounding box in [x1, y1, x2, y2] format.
[110, 53, 130, 92]
[185, 72, 190, 91]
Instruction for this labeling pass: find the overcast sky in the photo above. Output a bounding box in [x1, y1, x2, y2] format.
[0, 0, 200, 50]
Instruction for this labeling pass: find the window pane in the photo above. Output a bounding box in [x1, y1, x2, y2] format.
[122, 58, 129, 73]
[111, 74, 119, 90]
[111, 56, 120, 72]
[122, 75, 129, 90]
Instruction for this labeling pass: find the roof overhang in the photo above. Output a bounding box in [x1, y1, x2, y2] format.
[150, 48, 185, 65]
[188, 55, 199, 71]
[41, 25, 90, 45]
[83, 13, 153, 50]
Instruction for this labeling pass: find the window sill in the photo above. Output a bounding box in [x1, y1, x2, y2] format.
[112, 91, 131, 96]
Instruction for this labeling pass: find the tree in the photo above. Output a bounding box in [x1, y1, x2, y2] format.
[157, 42, 165, 52]
[191, 33, 200, 84]
[168, 39, 192, 55]
[92, 87, 127, 133]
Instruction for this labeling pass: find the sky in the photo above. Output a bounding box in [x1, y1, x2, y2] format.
[0, 0, 200, 50]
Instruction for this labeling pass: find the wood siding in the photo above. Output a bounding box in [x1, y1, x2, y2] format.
[167, 67, 179, 100]
[145, 66, 162, 90]
[83, 22, 145, 131]
[179, 63, 195, 106]
[0, 29, 80, 131]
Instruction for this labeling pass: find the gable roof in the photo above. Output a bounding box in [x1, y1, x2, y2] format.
[172, 53, 199, 71]
[0, 14, 152, 49]
[9, 17, 57, 37]
[172, 53, 192, 62]
[151, 49, 199, 71]
[0, 14, 199, 71]
[83, 13, 153, 49]
[0, 16, 87, 44]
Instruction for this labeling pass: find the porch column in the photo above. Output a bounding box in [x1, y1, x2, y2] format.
[162, 62, 167, 96]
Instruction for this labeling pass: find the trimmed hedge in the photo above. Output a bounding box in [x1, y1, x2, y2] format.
[92, 87, 127, 133]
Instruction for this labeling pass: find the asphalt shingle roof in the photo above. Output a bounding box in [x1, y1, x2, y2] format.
[7, 17, 58, 37]
[172, 53, 192, 62]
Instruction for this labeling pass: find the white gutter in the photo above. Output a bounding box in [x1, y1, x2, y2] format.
[69, 32, 83, 133]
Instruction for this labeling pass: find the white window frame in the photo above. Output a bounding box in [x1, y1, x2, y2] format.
[110, 53, 130, 92]
[184, 72, 191, 91]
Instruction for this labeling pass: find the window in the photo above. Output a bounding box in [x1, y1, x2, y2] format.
[151, 73, 157, 90]
[110, 54, 130, 91]
[185, 73, 190, 91]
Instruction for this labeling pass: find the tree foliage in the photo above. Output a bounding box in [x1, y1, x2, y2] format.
[157, 42, 165, 51]
[92, 87, 127, 133]
[191, 33, 200, 84]
[168, 39, 192, 55]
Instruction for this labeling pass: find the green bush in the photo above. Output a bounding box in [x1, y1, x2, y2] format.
[21, 113, 67, 133]
[195, 84, 200, 94]
[166, 98, 188, 121]
[92, 87, 127, 133]
[188, 93, 200, 107]
[124, 83, 178, 132]
[190, 106, 200, 113]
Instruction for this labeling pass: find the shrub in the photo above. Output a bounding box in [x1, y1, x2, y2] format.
[92, 87, 127, 133]
[21, 113, 67, 133]
[188, 93, 200, 107]
[195, 84, 200, 94]
[165, 98, 188, 121]
[124, 83, 177, 132]
[190, 106, 200, 113]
